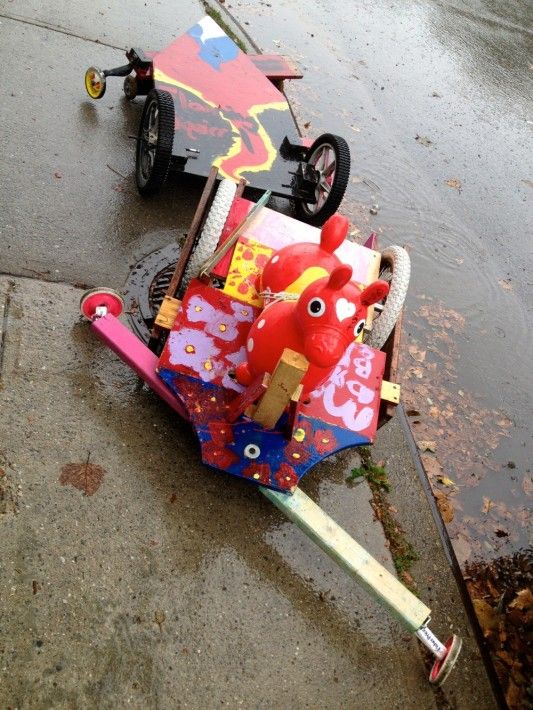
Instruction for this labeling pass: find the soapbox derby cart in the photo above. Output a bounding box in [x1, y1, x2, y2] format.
[80, 170, 462, 685]
[84, 16, 350, 226]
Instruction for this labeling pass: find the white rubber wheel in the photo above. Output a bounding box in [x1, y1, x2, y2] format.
[181, 178, 237, 290]
[366, 245, 410, 350]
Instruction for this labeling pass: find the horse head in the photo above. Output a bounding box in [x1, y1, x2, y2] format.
[295, 265, 390, 368]
[260, 214, 349, 296]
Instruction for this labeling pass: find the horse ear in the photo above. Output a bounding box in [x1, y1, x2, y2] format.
[320, 215, 349, 254]
[327, 264, 353, 290]
[360, 280, 390, 306]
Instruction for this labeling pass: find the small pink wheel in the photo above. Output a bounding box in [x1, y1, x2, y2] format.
[80, 288, 124, 320]
[429, 635, 462, 685]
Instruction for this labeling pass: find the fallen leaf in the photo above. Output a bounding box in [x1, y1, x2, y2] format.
[59, 461, 105, 496]
[509, 588, 533, 612]
[482, 497, 494, 514]
[415, 134, 433, 147]
[437, 475, 456, 488]
[54, 171, 62, 179]
[303, 121, 311, 129]
[417, 440, 437, 452]
[420, 454, 442, 477]
[446, 178, 462, 190]
[505, 679, 521, 708]
[408, 344, 426, 362]
[495, 528, 509, 538]
[154, 610, 166, 630]
[473, 598, 498, 635]
[433, 489, 454, 522]
[498, 279, 513, 292]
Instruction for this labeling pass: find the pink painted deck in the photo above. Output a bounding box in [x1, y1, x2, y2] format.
[212, 198, 381, 285]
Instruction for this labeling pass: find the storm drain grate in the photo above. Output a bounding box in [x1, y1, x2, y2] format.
[123, 242, 181, 343]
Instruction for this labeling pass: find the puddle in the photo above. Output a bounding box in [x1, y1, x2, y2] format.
[230, 0, 532, 701]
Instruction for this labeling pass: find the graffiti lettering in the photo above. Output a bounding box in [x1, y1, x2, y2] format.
[177, 89, 217, 115]
[174, 114, 229, 141]
[310, 343, 377, 432]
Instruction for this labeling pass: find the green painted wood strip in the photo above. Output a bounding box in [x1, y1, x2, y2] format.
[260, 486, 430, 633]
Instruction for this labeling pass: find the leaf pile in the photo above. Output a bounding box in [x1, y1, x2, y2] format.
[400, 297, 526, 563]
[399, 295, 531, 698]
[465, 552, 532, 709]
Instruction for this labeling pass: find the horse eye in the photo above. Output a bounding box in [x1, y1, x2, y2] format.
[307, 297, 326, 317]
[244, 444, 261, 459]
[354, 319, 365, 336]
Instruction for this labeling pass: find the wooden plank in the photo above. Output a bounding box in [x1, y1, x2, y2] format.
[235, 177, 247, 199]
[252, 349, 308, 429]
[260, 485, 430, 633]
[148, 167, 219, 352]
[380, 380, 401, 404]
[154, 296, 181, 330]
[285, 384, 303, 439]
[167, 165, 219, 298]
[248, 54, 303, 81]
[227, 372, 270, 422]
[378, 308, 404, 428]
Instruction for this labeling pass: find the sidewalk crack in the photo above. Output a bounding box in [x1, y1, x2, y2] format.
[0, 12, 125, 51]
[0, 281, 15, 385]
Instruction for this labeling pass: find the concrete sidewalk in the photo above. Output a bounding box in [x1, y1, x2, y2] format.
[0, 1, 495, 707]
[0, 276, 491, 708]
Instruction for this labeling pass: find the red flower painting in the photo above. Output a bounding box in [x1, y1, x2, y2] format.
[274, 463, 298, 490]
[313, 428, 337, 455]
[242, 462, 271, 485]
[202, 441, 239, 469]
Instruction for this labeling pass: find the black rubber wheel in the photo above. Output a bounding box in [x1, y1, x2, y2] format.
[136, 89, 175, 196]
[295, 133, 350, 226]
[123, 75, 138, 101]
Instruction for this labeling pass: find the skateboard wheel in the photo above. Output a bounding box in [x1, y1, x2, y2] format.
[80, 288, 124, 320]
